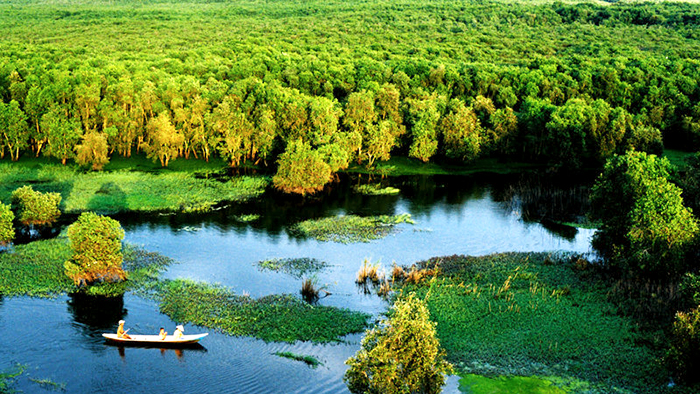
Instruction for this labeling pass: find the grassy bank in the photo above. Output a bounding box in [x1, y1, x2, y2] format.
[348, 157, 543, 177]
[0, 159, 268, 214]
[157, 279, 370, 343]
[397, 253, 690, 394]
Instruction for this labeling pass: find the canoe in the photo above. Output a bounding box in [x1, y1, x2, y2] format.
[102, 333, 208, 345]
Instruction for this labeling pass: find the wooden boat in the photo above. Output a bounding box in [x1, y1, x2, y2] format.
[102, 333, 208, 345]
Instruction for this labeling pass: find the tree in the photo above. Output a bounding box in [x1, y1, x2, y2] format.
[666, 306, 700, 385]
[273, 139, 332, 195]
[40, 104, 83, 165]
[590, 151, 698, 277]
[11, 185, 62, 227]
[406, 94, 442, 162]
[144, 111, 184, 167]
[64, 212, 126, 286]
[439, 99, 482, 161]
[345, 293, 452, 394]
[0, 100, 29, 161]
[0, 202, 14, 246]
[75, 131, 110, 170]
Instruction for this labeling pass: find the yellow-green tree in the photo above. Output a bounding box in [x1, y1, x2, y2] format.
[64, 212, 126, 286]
[75, 131, 110, 170]
[273, 139, 332, 195]
[144, 111, 184, 167]
[11, 185, 61, 227]
[345, 293, 452, 394]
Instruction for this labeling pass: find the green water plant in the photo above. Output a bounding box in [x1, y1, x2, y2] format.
[64, 212, 126, 286]
[0, 364, 25, 393]
[256, 257, 328, 279]
[293, 213, 414, 244]
[274, 352, 323, 368]
[29, 377, 66, 392]
[353, 184, 400, 196]
[157, 279, 369, 343]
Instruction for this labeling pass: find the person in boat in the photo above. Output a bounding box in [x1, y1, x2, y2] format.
[173, 325, 184, 339]
[117, 320, 131, 339]
[159, 327, 167, 340]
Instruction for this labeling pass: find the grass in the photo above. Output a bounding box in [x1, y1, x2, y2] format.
[256, 257, 328, 279]
[663, 149, 696, 169]
[293, 213, 414, 244]
[458, 374, 567, 394]
[157, 279, 370, 343]
[356, 259, 383, 284]
[274, 352, 323, 368]
[0, 238, 173, 298]
[397, 252, 686, 394]
[0, 159, 268, 214]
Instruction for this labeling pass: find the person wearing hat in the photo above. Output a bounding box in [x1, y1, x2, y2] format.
[117, 320, 131, 339]
[173, 325, 184, 339]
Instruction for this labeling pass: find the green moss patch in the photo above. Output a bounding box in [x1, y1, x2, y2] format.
[293, 213, 414, 243]
[0, 162, 268, 214]
[459, 374, 567, 394]
[256, 257, 328, 278]
[399, 253, 671, 394]
[157, 279, 370, 343]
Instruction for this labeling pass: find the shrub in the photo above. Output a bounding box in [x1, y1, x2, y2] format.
[11, 185, 61, 226]
[64, 212, 126, 286]
[666, 306, 700, 384]
[0, 202, 14, 246]
[344, 293, 453, 394]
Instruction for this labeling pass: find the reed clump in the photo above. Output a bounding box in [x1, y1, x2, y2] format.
[356, 259, 384, 284]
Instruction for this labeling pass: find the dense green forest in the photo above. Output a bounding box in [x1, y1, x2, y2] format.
[2, 0, 700, 192]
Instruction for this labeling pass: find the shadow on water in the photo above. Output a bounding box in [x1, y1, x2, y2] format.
[111, 344, 207, 361]
[67, 292, 127, 332]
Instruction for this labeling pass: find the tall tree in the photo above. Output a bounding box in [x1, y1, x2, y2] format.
[0, 100, 29, 161]
[144, 112, 183, 167]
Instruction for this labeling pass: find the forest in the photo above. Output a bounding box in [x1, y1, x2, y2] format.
[2, 0, 700, 192]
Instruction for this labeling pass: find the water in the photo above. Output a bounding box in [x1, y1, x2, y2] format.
[0, 173, 594, 393]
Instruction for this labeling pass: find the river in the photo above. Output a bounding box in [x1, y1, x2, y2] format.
[0, 173, 595, 393]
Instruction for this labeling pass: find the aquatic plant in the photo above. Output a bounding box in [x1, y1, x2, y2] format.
[234, 214, 260, 223]
[356, 259, 383, 284]
[293, 214, 414, 244]
[399, 252, 672, 394]
[256, 257, 328, 279]
[0, 364, 25, 393]
[300, 276, 329, 303]
[29, 377, 67, 392]
[274, 352, 322, 368]
[458, 374, 566, 394]
[157, 279, 369, 343]
[353, 184, 400, 196]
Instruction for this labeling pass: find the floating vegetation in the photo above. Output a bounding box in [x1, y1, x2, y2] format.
[399, 252, 671, 394]
[29, 377, 67, 392]
[293, 213, 414, 243]
[234, 214, 260, 223]
[274, 352, 322, 368]
[177, 225, 202, 232]
[256, 257, 329, 279]
[353, 184, 400, 196]
[458, 374, 566, 394]
[157, 279, 369, 343]
[0, 364, 25, 393]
